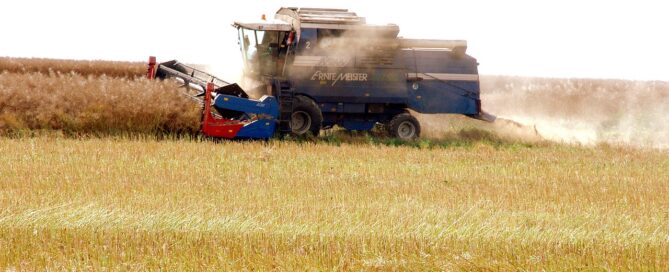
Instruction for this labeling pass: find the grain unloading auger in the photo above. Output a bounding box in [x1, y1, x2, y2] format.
[148, 7, 496, 140]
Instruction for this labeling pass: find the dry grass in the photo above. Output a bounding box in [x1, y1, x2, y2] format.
[0, 71, 200, 135]
[0, 57, 146, 78]
[0, 137, 667, 270]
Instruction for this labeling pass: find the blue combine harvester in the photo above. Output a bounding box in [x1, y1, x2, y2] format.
[148, 7, 495, 140]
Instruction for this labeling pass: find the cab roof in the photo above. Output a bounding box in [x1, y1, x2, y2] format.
[233, 21, 292, 31]
[276, 7, 366, 25]
[234, 7, 399, 36]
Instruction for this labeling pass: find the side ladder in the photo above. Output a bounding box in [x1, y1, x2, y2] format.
[276, 81, 294, 134]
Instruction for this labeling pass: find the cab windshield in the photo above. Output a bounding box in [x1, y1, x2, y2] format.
[238, 28, 288, 76]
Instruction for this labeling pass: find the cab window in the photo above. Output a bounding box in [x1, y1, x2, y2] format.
[238, 28, 289, 76]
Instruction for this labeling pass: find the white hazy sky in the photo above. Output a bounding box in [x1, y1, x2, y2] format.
[2, 0, 668, 81]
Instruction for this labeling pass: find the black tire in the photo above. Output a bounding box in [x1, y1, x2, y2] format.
[290, 96, 323, 136]
[387, 113, 421, 140]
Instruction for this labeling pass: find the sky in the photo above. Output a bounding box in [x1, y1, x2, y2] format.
[2, 0, 668, 81]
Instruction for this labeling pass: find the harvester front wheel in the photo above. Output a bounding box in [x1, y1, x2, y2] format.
[388, 113, 421, 140]
[290, 96, 323, 137]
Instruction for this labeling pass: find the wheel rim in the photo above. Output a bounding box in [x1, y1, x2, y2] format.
[397, 121, 416, 139]
[290, 111, 311, 134]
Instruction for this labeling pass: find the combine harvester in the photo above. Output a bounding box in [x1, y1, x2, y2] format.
[147, 7, 495, 140]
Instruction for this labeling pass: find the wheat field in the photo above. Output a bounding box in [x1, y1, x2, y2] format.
[1, 137, 667, 270]
[1, 58, 668, 270]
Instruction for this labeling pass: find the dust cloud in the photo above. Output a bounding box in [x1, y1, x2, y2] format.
[416, 113, 544, 143]
[201, 62, 268, 99]
[480, 76, 669, 149]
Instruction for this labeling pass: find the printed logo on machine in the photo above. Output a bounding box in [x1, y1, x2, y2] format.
[310, 71, 368, 86]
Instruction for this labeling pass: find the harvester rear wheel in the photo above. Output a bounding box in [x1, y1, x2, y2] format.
[388, 113, 421, 140]
[290, 96, 322, 137]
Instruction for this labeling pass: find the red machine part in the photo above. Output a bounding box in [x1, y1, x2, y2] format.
[147, 57, 245, 138]
[201, 83, 244, 138]
[287, 32, 295, 44]
[147, 56, 157, 79]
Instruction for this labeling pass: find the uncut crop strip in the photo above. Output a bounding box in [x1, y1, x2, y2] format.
[0, 71, 200, 135]
[0, 57, 146, 78]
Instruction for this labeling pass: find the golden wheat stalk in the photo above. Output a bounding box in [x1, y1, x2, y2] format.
[0, 57, 146, 78]
[0, 71, 200, 135]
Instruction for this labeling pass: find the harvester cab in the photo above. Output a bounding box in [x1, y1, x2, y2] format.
[148, 7, 495, 140]
[235, 21, 294, 78]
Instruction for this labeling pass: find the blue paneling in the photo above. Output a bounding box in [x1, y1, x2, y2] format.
[287, 36, 482, 120]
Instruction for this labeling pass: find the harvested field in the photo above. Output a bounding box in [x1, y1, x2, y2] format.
[0, 137, 667, 270]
